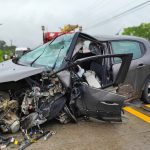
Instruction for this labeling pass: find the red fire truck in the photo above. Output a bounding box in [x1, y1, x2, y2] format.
[43, 25, 82, 43]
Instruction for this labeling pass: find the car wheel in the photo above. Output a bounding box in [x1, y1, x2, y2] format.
[142, 78, 150, 104]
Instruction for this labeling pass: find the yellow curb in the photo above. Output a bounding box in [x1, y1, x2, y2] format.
[123, 106, 150, 123]
[145, 104, 150, 108]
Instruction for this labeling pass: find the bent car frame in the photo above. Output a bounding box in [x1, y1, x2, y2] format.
[1, 31, 147, 133]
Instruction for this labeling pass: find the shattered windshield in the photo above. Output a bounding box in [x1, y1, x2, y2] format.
[18, 33, 74, 70]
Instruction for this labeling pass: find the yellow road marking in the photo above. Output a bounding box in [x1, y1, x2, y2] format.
[145, 104, 150, 108]
[123, 106, 150, 123]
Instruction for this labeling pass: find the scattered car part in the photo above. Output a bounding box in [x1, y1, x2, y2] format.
[0, 134, 19, 149]
[19, 130, 50, 150]
[57, 105, 77, 124]
[44, 130, 56, 141]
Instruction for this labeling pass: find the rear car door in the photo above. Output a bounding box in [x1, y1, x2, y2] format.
[111, 40, 148, 93]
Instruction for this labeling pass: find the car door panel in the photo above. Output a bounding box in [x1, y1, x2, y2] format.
[125, 58, 146, 91]
[113, 58, 149, 93]
[135, 62, 150, 91]
[111, 40, 149, 94]
[113, 61, 136, 88]
[76, 83, 125, 122]
[74, 54, 132, 122]
[54, 53, 132, 122]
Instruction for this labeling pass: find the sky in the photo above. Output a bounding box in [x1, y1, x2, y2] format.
[0, 0, 150, 48]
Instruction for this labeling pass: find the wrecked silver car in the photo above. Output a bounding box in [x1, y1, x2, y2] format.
[0, 32, 133, 133]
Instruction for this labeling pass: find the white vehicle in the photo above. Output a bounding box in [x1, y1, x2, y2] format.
[15, 47, 30, 57]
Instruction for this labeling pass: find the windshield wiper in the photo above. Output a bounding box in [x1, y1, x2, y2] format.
[30, 44, 50, 66]
[52, 46, 64, 70]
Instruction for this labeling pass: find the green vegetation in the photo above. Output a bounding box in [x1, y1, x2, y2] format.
[0, 40, 16, 62]
[0, 49, 13, 62]
[122, 23, 150, 41]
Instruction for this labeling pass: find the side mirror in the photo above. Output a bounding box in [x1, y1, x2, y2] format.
[12, 57, 19, 63]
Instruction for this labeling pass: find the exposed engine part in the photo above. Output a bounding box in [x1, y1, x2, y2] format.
[57, 105, 77, 124]
[0, 91, 20, 133]
[21, 112, 47, 130]
[21, 75, 66, 129]
[21, 87, 41, 115]
[21, 76, 64, 115]
[58, 112, 70, 124]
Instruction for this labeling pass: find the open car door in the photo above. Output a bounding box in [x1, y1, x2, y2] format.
[69, 54, 133, 122]
[53, 53, 132, 122]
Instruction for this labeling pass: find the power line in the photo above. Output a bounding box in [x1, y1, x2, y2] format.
[84, 0, 150, 31]
[74, 0, 111, 24]
[81, 0, 138, 28]
[84, 0, 150, 30]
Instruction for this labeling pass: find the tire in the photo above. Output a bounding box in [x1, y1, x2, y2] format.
[141, 78, 150, 104]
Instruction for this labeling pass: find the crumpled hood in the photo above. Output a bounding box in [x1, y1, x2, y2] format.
[0, 60, 44, 83]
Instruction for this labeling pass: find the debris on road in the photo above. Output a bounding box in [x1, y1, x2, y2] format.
[0, 134, 20, 149]
[44, 130, 56, 141]
[19, 129, 51, 150]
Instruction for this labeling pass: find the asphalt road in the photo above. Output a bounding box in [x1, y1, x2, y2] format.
[6, 103, 150, 150]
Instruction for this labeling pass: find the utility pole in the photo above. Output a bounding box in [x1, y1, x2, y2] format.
[41, 26, 45, 44]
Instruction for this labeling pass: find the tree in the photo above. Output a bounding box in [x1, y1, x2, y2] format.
[122, 23, 150, 41]
[0, 40, 6, 50]
[0, 40, 16, 62]
[0, 40, 16, 50]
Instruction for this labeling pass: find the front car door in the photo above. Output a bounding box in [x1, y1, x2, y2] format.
[68, 54, 132, 122]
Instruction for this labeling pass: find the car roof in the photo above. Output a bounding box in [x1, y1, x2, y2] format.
[94, 35, 148, 43]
